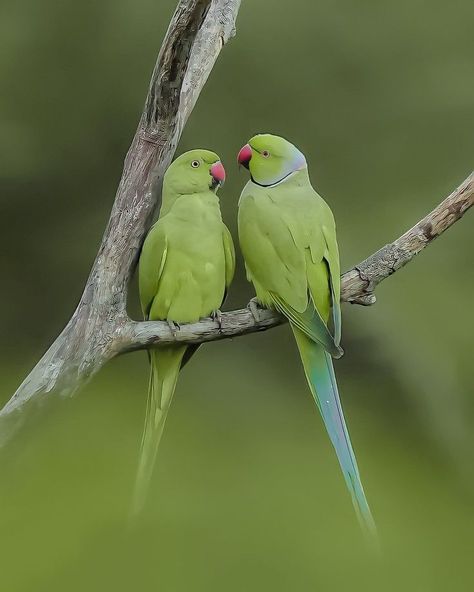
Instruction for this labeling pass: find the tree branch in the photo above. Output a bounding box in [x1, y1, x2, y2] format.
[1, 0, 472, 427]
[117, 171, 474, 350]
[340, 172, 474, 306]
[0, 0, 242, 420]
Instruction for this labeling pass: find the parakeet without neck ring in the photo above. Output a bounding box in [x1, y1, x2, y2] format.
[132, 149, 235, 516]
[237, 133, 376, 536]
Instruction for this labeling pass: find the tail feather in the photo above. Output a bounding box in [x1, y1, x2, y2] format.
[130, 346, 186, 518]
[292, 326, 376, 537]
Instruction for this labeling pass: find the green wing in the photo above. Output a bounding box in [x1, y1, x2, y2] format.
[138, 221, 168, 320]
[321, 208, 342, 347]
[323, 226, 341, 345]
[239, 186, 342, 357]
[271, 292, 342, 358]
[222, 224, 236, 290]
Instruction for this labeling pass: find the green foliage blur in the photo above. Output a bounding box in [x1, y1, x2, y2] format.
[1, 1, 474, 590]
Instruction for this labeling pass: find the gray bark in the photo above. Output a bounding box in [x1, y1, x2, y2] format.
[1, 0, 472, 425]
[0, 0, 241, 418]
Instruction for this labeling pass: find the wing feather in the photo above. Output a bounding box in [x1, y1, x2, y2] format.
[322, 222, 342, 346]
[271, 292, 343, 358]
[222, 224, 236, 290]
[239, 185, 342, 356]
[139, 222, 168, 320]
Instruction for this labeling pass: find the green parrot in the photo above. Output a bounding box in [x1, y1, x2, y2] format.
[132, 149, 235, 516]
[237, 134, 375, 535]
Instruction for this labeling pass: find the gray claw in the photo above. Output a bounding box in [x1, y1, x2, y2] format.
[167, 319, 180, 337]
[248, 297, 262, 323]
[211, 309, 223, 332]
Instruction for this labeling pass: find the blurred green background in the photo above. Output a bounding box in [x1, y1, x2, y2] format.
[1, 0, 474, 590]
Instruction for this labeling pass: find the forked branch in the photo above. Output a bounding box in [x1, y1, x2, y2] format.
[0, 0, 242, 420]
[1, 0, 472, 426]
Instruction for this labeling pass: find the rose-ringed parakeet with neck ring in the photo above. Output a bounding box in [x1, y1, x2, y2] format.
[237, 134, 375, 536]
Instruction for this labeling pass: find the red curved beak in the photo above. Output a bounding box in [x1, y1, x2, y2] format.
[237, 144, 252, 169]
[210, 161, 226, 186]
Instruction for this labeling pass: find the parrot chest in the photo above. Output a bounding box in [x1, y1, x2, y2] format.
[153, 217, 226, 322]
[239, 185, 327, 312]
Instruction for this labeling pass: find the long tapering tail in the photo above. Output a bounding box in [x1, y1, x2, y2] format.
[292, 326, 376, 537]
[130, 346, 186, 518]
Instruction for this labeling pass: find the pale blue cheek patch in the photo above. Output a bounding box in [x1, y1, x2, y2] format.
[291, 147, 307, 171]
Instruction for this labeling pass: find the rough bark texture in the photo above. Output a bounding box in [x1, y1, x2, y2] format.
[0, 0, 241, 418]
[341, 172, 474, 306]
[1, 0, 472, 423]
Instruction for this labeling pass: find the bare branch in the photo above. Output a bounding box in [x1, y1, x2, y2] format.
[117, 171, 474, 349]
[341, 172, 474, 305]
[119, 307, 286, 352]
[0, 0, 242, 419]
[1, 0, 471, 428]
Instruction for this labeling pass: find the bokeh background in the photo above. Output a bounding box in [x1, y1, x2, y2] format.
[1, 1, 474, 590]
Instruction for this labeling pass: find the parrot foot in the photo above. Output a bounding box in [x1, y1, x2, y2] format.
[211, 309, 223, 332]
[167, 319, 180, 337]
[248, 298, 263, 323]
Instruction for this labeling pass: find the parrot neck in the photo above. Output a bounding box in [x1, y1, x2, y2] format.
[160, 188, 220, 218]
[164, 191, 222, 222]
[251, 166, 310, 189]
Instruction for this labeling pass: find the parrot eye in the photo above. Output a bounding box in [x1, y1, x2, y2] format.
[191, 160, 201, 168]
[262, 150, 270, 158]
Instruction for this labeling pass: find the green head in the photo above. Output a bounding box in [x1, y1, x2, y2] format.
[160, 149, 226, 216]
[163, 149, 226, 196]
[237, 134, 307, 186]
